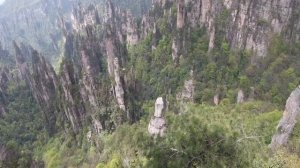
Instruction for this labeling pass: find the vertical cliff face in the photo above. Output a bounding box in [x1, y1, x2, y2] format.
[70, 0, 141, 125]
[0, 67, 9, 117]
[59, 58, 85, 132]
[225, 0, 297, 58]
[105, 34, 122, 101]
[79, 36, 106, 133]
[176, 0, 185, 29]
[0, 44, 19, 117]
[149, 0, 300, 60]
[0, 44, 13, 118]
[105, 1, 128, 119]
[14, 43, 59, 135]
[31, 1, 141, 132]
[126, 12, 140, 45]
[31, 50, 59, 135]
[0, 0, 75, 59]
[172, 0, 185, 64]
[14, 43, 32, 86]
[71, 4, 102, 34]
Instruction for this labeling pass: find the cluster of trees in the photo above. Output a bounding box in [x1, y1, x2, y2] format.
[0, 82, 45, 167]
[1, 1, 300, 167]
[126, 19, 300, 106]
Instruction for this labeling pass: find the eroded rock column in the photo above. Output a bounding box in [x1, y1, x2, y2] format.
[148, 97, 167, 137]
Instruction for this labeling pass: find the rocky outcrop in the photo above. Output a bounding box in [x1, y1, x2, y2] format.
[71, 4, 101, 33]
[172, 36, 183, 64]
[59, 58, 85, 132]
[14, 43, 59, 135]
[177, 70, 195, 102]
[226, 0, 299, 59]
[78, 37, 106, 132]
[151, 0, 300, 60]
[214, 94, 220, 105]
[148, 97, 167, 137]
[177, 79, 194, 102]
[237, 89, 245, 104]
[270, 86, 300, 149]
[176, 0, 185, 29]
[31, 50, 59, 135]
[172, 0, 186, 64]
[0, 68, 10, 116]
[105, 1, 129, 119]
[0, 0, 75, 58]
[125, 12, 139, 45]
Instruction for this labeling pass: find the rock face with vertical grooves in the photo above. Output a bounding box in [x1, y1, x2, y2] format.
[148, 97, 167, 137]
[0, 0, 75, 58]
[147, 0, 300, 62]
[105, 0, 129, 119]
[176, 0, 185, 29]
[0, 67, 10, 117]
[11, 1, 143, 134]
[59, 58, 85, 133]
[15, 43, 59, 135]
[270, 86, 300, 149]
[126, 12, 140, 45]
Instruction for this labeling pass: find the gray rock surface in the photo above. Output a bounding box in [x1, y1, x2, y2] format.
[237, 89, 245, 104]
[270, 86, 300, 149]
[148, 97, 167, 137]
[15, 43, 59, 134]
[214, 94, 219, 105]
[147, 0, 300, 60]
[176, 0, 185, 29]
[177, 79, 194, 102]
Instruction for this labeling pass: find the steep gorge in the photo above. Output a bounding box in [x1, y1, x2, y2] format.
[10, 0, 300, 139]
[0, 0, 300, 167]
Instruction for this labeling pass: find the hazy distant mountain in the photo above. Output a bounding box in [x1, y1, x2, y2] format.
[0, 0, 151, 61]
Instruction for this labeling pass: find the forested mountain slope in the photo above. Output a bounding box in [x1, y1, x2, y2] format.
[0, 0, 300, 167]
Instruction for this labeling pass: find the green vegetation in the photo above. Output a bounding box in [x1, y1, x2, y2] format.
[1, 1, 300, 168]
[0, 82, 45, 167]
[126, 17, 300, 106]
[37, 101, 299, 168]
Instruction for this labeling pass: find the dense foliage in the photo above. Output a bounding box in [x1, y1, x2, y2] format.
[127, 21, 300, 106]
[0, 1, 300, 168]
[33, 101, 300, 168]
[0, 82, 45, 167]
